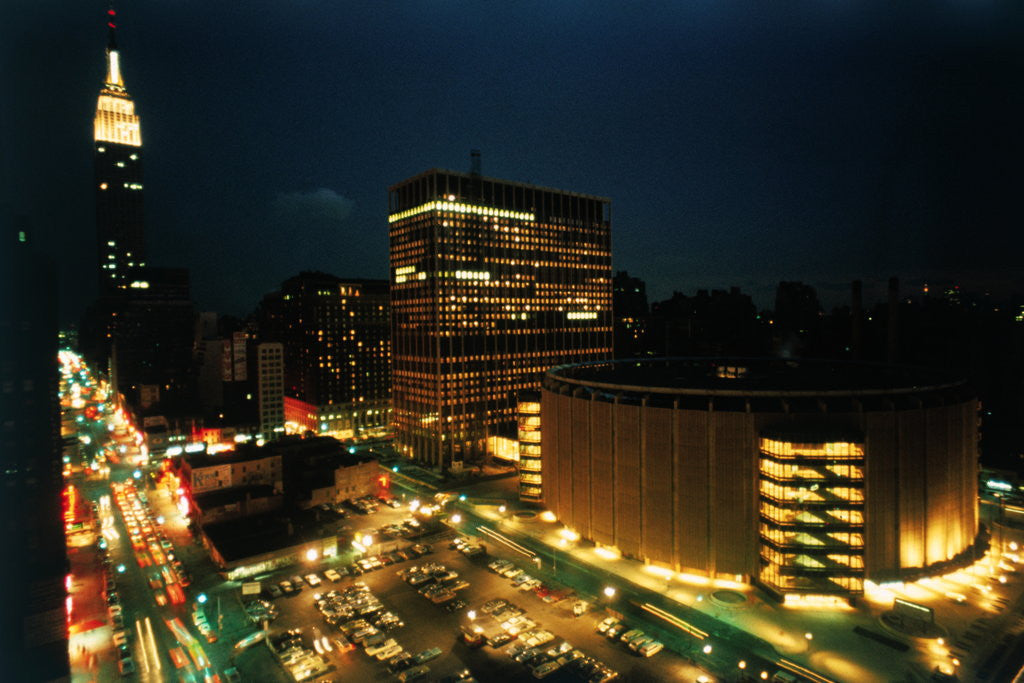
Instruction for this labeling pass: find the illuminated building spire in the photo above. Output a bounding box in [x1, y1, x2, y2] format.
[104, 5, 124, 89]
[95, 3, 140, 146]
[93, 1, 145, 293]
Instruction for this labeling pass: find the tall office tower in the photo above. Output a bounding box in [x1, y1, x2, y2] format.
[109, 268, 196, 410]
[94, 7, 145, 293]
[0, 220, 69, 681]
[612, 270, 649, 358]
[257, 343, 285, 439]
[389, 167, 612, 470]
[260, 274, 391, 437]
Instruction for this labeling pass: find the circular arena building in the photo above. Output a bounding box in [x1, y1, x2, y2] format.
[538, 358, 982, 602]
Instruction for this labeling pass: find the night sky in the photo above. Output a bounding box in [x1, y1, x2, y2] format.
[3, 1, 1023, 324]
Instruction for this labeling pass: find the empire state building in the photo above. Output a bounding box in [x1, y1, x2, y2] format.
[94, 8, 145, 293]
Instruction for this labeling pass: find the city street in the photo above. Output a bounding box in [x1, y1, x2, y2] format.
[60, 349, 1024, 683]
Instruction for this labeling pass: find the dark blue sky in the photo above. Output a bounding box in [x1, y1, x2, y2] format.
[3, 1, 1023, 323]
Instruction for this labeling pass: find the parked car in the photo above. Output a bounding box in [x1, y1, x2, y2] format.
[605, 624, 628, 640]
[487, 632, 514, 647]
[375, 644, 404, 661]
[365, 638, 397, 657]
[413, 647, 442, 664]
[619, 629, 644, 644]
[118, 657, 135, 676]
[629, 635, 654, 652]
[532, 660, 561, 679]
[442, 599, 467, 613]
[398, 665, 430, 682]
[388, 652, 415, 673]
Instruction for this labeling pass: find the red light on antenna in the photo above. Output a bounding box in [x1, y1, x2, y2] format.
[108, 22, 116, 28]
[108, 9, 116, 15]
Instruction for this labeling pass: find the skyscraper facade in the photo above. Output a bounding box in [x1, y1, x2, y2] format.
[259, 274, 391, 438]
[81, 11, 198, 414]
[0, 219, 69, 681]
[612, 270, 649, 358]
[107, 267, 196, 409]
[388, 168, 612, 470]
[257, 343, 285, 439]
[94, 9, 145, 294]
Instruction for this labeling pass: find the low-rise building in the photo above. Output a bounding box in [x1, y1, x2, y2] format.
[200, 507, 343, 580]
[191, 484, 282, 525]
[281, 437, 380, 507]
[180, 436, 382, 575]
[178, 448, 283, 502]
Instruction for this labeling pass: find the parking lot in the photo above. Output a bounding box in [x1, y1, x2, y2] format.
[246, 518, 707, 682]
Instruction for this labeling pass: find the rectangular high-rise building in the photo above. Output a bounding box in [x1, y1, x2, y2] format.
[257, 343, 285, 440]
[0, 220, 69, 681]
[388, 168, 612, 470]
[108, 267, 196, 409]
[258, 274, 391, 438]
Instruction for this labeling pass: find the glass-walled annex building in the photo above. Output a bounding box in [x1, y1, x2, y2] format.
[538, 358, 982, 604]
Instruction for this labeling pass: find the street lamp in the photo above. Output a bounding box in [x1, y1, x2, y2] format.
[804, 632, 814, 642]
[498, 505, 506, 513]
[603, 586, 616, 599]
[451, 514, 462, 524]
[702, 643, 713, 655]
[738, 660, 747, 670]
[467, 610, 476, 620]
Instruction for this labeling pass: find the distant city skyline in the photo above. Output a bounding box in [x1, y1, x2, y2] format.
[4, 2, 1023, 323]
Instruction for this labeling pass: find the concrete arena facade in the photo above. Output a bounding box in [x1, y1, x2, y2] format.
[540, 358, 980, 597]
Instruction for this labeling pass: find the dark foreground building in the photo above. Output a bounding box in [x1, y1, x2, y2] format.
[539, 357, 981, 603]
[0, 221, 69, 680]
[389, 165, 612, 470]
